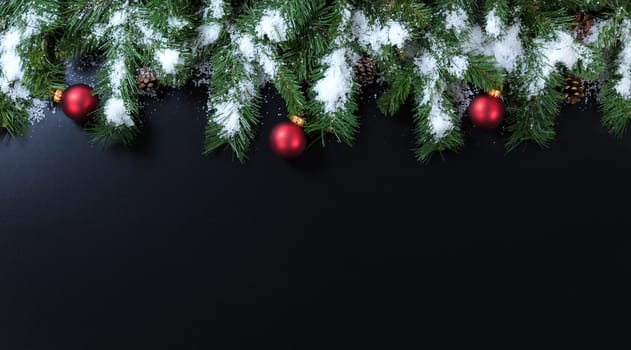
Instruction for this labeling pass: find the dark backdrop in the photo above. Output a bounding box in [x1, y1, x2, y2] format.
[1, 65, 630, 348]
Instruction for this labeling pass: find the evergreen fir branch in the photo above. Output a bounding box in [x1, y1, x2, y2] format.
[204, 92, 262, 163]
[203, 40, 262, 162]
[464, 55, 505, 92]
[273, 64, 306, 116]
[306, 46, 360, 146]
[305, 95, 360, 147]
[0, 0, 62, 136]
[90, 121, 140, 146]
[484, 0, 510, 26]
[377, 67, 414, 116]
[413, 98, 464, 162]
[0, 96, 29, 136]
[601, 85, 631, 138]
[505, 84, 563, 151]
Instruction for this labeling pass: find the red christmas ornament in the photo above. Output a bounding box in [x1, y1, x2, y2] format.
[55, 84, 99, 122]
[467, 90, 505, 129]
[269, 119, 306, 159]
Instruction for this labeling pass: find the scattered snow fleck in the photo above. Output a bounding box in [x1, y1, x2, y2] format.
[256, 46, 278, 78]
[210, 81, 256, 138]
[451, 82, 476, 117]
[104, 97, 134, 126]
[428, 94, 454, 141]
[444, 7, 469, 35]
[168, 17, 188, 30]
[414, 51, 440, 106]
[21, 9, 56, 38]
[213, 100, 241, 137]
[93, 24, 107, 40]
[193, 61, 213, 87]
[485, 8, 502, 38]
[614, 20, 631, 99]
[255, 9, 288, 43]
[313, 48, 354, 114]
[333, 6, 353, 46]
[156, 48, 183, 74]
[108, 55, 126, 93]
[584, 19, 608, 45]
[447, 55, 469, 79]
[203, 0, 225, 20]
[28, 99, 48, 124]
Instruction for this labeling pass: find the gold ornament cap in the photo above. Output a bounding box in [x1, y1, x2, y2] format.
[488, 89, 502, 98]
[53, 89, 64, 103]
[290, 115, 305, 127]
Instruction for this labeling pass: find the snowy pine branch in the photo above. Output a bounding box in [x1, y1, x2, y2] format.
[0, 0, 62, 135]
[202, 0, 315, 161]
[3, 0, 631, 163]
[60, 0, 196, 145]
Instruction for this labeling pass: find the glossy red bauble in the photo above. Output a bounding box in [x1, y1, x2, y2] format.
[269, 121, 306, 159]
[467, 93, 505, 129]
[60, 84, 99, 122]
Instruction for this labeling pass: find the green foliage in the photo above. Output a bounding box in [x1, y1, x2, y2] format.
[377, 67, 414, 117]
[505, 75, 563, 151]
[413, 97, 464, 162]
[0, 96, 29, 136]
[601, 85, 631, 137]
[203, 42, 262, 163]
[2, 0, 631, 163]
[464, 55, 505, 93]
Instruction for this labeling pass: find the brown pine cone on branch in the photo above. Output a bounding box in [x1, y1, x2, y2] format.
[571, 11, 594, 41]
[563, 77, 586, 104]
[136, 67, 160, 94]
[353, 57, 377, 85]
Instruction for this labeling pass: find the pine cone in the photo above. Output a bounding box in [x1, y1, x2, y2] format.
[563, 77, 585, 104]
[571, 11, 594, 41]
[353, 57, 377, 85]
[136, 67, 160, 94]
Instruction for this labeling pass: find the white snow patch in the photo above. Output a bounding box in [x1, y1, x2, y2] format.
[526, 30, 593, 99]
[256, 46, 278, 78]
[485, 8, 502, 38]
[109, 55, 126, 94]
[168, 17, 188, 30]
[351, 11, 409, 55]
[444, 7, 469, 34]
[464, 23, 523, 74]
[0, 9, 57, 102]
[584, 19, 608, 45]
[414, 51, 440, 106]
[109, 9, 128, 28]
[427, 94, 454, 141]
[447, 55, 469, 79]
[204, 0, 225, 20]
[104, 97, 134, 127]
[235, 33, 256, 61]
[314, 48, 354, 113]
[156, 48, 183, 74]
[197, 23, 222, 46]
[213, 100, 241, 137]
[255, 9, 288, 43]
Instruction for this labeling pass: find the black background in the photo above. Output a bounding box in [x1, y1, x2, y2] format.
[1, 66, 631, 347]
